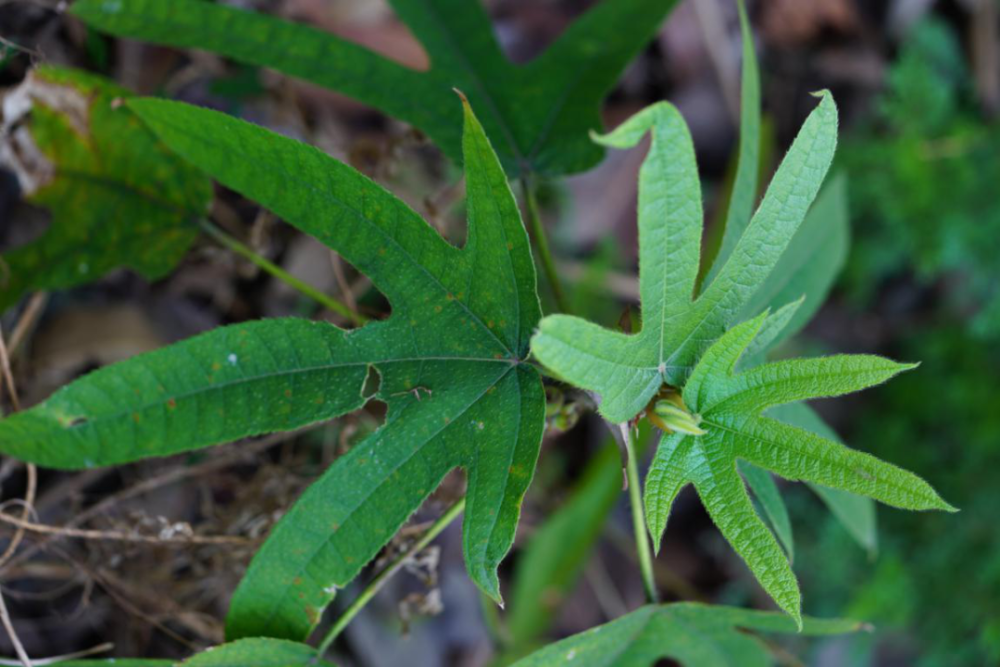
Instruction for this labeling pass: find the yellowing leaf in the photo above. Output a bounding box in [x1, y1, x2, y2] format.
[0, 66, 210, 311]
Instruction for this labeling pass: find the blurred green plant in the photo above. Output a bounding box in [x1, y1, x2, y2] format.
[511, 603, 862, 666]
[69, 0, 677, 179]
[840, 18, 1000, 336]
[796, 327, 1000, 666]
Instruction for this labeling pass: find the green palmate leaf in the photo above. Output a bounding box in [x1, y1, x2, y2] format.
[644, 314, 955, 625]
[531, 91, 839, 424]
[0, 97, 544, 641]
[70, 0, 678, 177]
[0, 66, 210, 312]
[510, 602, 862, 667]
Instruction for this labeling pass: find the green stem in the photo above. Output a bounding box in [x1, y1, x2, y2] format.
[199, 220, 365, 325]
[317, 497, 466, 656]
[621, 423, 659, 604]
[520, 178, 570, 314]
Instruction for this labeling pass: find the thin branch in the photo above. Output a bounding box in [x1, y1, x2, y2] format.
[317, 497, 466, 656]
[0, 643, 113, 666]
[0, 430, 297, 576]
[5, 293, 47, 360]
[520, 178, 570, 314]
[0, 510, 256, 546]
[0, 325, 21, 413]
[199, 219, 366, 325]
[0, 590, 31, 667]
[619, 423, 659, 604]
[0, 325, 38, 571]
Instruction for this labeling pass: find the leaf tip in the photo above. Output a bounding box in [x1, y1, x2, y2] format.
[588, 127, 611, 147]
[453, 88, 470, 106]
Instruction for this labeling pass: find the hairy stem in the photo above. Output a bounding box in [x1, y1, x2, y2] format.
[199, 220, 366, 325]
[620, 423, 659, 604]
[520, 178, 570, 313]
[317, 497, 466, 656]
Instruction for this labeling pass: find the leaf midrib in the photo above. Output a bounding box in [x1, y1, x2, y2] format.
[417, 0, 525, 168]
[702, 364, 898, 415]
[48, 355, 514, 433]
[664, 108, 831, 371]
[702, 416, 934, 503]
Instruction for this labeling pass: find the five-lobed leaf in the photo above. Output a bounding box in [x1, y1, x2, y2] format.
[510, 602, 862, 667]
[643, 313, 955, 625]
[0, 66, 210, 312]
[70, 0, 679, 177]
[531, 90, 839, 424]
[0, 96, 544, 642]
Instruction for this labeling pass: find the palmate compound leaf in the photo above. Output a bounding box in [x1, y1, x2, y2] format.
[70, 0, 679, 177]
[533, 0, 877, 556]
[694, 0, 874, 557]
[511, 602, 862, 667]
[531, 90, 839, 426]
[644, 312, 956, 625]
[0, 66, 210, 312]
[0, 96, 545, 641]
[529, 89, 954, 623]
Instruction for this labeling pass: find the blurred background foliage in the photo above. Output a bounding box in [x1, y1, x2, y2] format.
[1, 1, 999, 665]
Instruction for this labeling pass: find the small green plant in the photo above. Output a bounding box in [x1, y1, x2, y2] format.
[531, 92, 953, 626]
[0, 1, 956, 664]
[841, 17, 1000, 336]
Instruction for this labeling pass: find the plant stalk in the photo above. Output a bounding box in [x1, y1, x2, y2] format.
[199, 220, 365, 325]
[520, 178, 570, 314]
[620, 423, 659, 604]
[317, 497, 466, 656]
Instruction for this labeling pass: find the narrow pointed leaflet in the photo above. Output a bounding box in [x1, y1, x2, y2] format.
[0, 96, 545, 642]
[70, 0, 679, 177]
